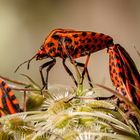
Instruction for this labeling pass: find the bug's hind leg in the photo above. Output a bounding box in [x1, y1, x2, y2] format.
[75, 53, 93, 88]
[39, 59, 56, 90]
[75, 61, 93, 88]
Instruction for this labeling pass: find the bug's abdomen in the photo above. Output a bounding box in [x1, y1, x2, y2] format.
[0, 79, 20, 116]
[63, 32, 114, 59]
[37, 30, 114, 59]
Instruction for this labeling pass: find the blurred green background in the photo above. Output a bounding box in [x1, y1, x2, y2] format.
[0, 0, 140, 89]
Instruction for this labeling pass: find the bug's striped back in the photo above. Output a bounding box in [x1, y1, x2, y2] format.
[0, 79, 20, 116]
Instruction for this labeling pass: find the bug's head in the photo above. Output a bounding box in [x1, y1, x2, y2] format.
[36, 45, 49, 60]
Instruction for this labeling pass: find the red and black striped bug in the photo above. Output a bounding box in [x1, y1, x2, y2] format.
[0, 79, 20, 116]
[15, 29, 140, 110]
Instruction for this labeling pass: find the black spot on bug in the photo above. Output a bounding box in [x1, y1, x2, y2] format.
[10, 95, 16, 100]
[74, 41, 79, 45]
[85, 44, 89, 49]
[79, 45, 84, 49]
[13, 103, 20, 112]
[52, 35, 61, 40]
[52, 48, 56, 52]
[116, 63, 121, 68]
[64, 37, 72, 43]
[6, 87, 11, 93]
[131, 87, 137, 104]
[99, 33, 104, 37]
[116, 83, 120, 87]
[73, 34, 78, 38]
[99, 39, 103, 43]
[97, 44, 102, 48]
[94, 39, 98, 43]
[111, 79, 115, 84]
[115, 76, 118, 81]
[92, 44, 95, 48]
[91, 32, 96, 36]
[86, 47, 91, 51]
[106, 39, 113, 46]
[1, 81, 5, 86]
[74, 48, 79, 55]
[82, 32, 87, 37]
[105, 36, 110, 39]
[81, 47, 85, 52]
[2, 96, 10, 114]
[111, 62, 115, 66]
[118, 72, 123, 78]
[48, 42, 54, 47]
[87, 38, 92, 43]
[113, 69, 116, 73]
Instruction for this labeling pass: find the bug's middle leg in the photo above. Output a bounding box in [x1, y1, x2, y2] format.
[62, 59, 78, 86]
[74, 61, 93, 88]
[75, 54, 93, 88]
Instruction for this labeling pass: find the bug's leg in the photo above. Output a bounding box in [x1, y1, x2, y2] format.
[74, 53, 93, 88]
[74, 61, 93, 88]
[62, 59, 78, 86]
[45, 59, 56, 89]
[39, 59, 56, 90]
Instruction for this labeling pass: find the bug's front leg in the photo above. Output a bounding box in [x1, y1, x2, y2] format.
[39, 59, 56, 90]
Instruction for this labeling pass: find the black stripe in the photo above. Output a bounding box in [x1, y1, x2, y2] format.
[114, 47, 126, 85]
[6, 87, 11, 93]
[6, 87, 20, 112]
[117, 45, 137, 104]
[0, 81, 20, 114]
[1, 81, 6, 87]
[124, 63, 137, 104]
[0, 85, 11, 114]
[117, 44, 139, 79]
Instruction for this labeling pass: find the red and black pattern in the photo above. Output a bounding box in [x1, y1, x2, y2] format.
[37, 29, 113, 59]
[36, 29, 113, 88]
[0, 79, 20, 116]
[108, 44, 140, 109]
[15, 29, 140, 110]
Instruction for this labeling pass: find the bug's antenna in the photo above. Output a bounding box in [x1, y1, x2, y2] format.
[14, 54, 37, 73]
